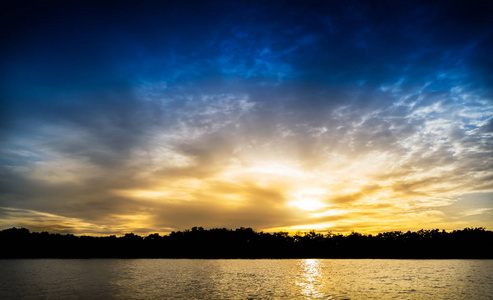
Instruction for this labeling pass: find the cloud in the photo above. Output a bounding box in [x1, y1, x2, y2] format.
[1, 1, 492, 235]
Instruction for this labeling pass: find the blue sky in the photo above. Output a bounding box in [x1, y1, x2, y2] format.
[1, 0, 492, 235]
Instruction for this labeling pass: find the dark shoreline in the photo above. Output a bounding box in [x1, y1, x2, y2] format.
[2, 227, 492, 259]
[3, 256, 491, 259]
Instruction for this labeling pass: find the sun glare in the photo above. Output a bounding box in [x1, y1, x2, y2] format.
[289, 189, 328, 211]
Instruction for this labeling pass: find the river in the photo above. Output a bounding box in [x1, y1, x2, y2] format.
[1, 259, 491, 299]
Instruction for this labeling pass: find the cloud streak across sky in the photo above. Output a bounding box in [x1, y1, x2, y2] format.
[1, 0, 492, 235]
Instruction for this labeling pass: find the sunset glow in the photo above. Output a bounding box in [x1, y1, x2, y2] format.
[1, 1, 492, 236]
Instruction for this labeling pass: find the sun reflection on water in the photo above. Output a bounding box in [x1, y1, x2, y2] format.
[297, 259, 326, 299]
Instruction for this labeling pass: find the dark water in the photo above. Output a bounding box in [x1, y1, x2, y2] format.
[0, 259, 492, 299]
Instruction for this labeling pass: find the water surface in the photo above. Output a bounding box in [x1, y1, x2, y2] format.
[1, 259, 491, 299]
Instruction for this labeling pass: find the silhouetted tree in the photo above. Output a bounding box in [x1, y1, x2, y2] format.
[1, 226, 492, 259]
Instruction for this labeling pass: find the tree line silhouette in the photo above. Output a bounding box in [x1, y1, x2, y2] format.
[1, 226, 491, 258]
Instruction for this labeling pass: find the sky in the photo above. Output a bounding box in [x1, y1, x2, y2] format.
[1, 0, 492, 236]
